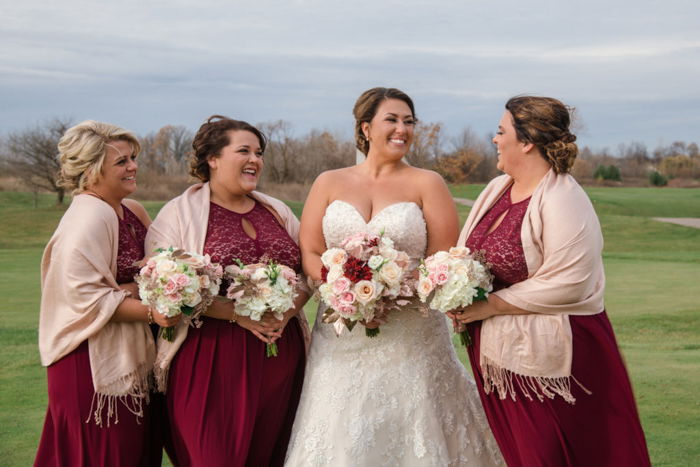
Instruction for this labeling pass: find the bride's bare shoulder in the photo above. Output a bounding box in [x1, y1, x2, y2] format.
[311, 167, 359, 189]
[402, 166, 447, 188]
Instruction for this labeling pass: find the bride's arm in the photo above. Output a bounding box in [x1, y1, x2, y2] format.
[300, 172, 332, 282]
[419, 170, 459, 255]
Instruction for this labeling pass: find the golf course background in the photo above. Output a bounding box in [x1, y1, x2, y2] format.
[1, 185, 699, 466]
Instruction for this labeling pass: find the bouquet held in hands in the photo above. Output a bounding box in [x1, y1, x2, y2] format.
[318, 231, 414, 337]
[136, 247, 223, 341]
[225, 259, 299, 357]
[417, 246, 493, 346]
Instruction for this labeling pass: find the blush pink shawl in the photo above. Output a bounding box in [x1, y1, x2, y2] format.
[458, 169, 605, 403]
[145, 183, 311, 391]
[39, 194, 155, 425]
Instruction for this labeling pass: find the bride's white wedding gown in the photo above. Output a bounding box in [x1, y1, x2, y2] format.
[285, 200, 504, 466]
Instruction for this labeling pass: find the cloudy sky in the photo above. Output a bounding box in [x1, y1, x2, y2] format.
[2, 0, 698, 150]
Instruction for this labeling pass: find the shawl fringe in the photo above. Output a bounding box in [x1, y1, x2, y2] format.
[86, 362, 152, 427]
[481, 356, 591, 404]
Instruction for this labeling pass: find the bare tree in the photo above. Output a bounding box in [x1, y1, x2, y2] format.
[139, 125, 193, 175]
[408, 122, 444, 168]
[1, 118, 71, 204]
[259, 120, 297, 183]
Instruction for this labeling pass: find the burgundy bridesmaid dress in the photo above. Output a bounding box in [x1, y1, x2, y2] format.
[465, 186, 651, 467]
[35, 205, 155, 467]
[166, 201, 305, 467]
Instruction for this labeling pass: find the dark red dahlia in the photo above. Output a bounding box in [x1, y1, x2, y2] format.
[343, 256, 373, 282]
[320, 266, 329, 282]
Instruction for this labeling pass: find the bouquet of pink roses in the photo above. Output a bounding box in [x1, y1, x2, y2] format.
[137, 247, 223, 341]
[416, 246, 492, 346]
[318, 231, 413, 338]
[225, 259, 299, 357]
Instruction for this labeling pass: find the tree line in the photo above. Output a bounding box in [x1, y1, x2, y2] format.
[1, 118, 698, 204]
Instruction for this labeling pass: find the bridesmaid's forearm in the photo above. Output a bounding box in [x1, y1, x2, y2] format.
[205, 298, 236, 321]
[110, 297, 151, 322]
[489, 294, 531, 316]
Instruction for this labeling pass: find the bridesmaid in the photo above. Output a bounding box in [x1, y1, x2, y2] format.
[35, 120, 177, 466]
[450, 96, 651, 466]
[146, 115, 310, 466]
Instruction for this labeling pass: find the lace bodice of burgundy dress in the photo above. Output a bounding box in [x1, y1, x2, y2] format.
[204, 201, 301, 293]
[466, 186, 530, 291]
[116, 205, 147, 284]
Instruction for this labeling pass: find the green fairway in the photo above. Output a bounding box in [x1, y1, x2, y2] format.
[1, 187, 699, 465]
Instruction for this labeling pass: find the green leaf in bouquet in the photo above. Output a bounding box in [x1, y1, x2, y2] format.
[181, 305, 194, 316]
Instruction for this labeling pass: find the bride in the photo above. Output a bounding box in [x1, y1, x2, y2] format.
[285, 87, 503, 466]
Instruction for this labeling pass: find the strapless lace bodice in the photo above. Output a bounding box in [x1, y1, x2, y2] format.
[285, 199, 504, 466]
[322, 200, 427, 261]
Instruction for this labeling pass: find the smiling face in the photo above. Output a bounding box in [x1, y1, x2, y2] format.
[362, 98, 416, 160]
[208, 130, 264, 196]
[87, 139, 138, 200]
[492, 110, 529, 175]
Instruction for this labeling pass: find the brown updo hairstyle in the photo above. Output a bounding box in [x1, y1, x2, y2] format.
[190, 115, 267, 182]
[56, 120, 141, 194]
[505, 96, 578, 174]
[353, 87, 416, 155]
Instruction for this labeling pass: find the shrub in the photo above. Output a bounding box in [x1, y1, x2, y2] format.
[648, 170, 668, 186]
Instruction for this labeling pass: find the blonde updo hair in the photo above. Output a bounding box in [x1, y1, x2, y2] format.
[505, 96, 578, 174]
[56, 120, 141, 193]
[353, 87, 416, 155]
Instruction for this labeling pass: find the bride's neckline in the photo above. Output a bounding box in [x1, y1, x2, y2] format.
[327, 199, 421, 224]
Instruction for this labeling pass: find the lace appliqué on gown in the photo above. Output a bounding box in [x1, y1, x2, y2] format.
[285, 200, 504, 467]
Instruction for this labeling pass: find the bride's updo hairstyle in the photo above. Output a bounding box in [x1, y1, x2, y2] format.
[57, 120, 140, 194]
[190, 115, 267, 182]
[505, 96, 578, 174]
[353, 87, 416, 155]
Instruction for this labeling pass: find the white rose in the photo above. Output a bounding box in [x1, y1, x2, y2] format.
[448, 246, 470, 259]
[326, 266, 343, 283]
[417, 277, 435, 300]
[378, 261, 402, 286]
[353, 280, 376, 305]
[368, 255, 385, 270]
[378, 245, 398, 261]
[156, 259, 178, 275]
[321, 248, 347, 268]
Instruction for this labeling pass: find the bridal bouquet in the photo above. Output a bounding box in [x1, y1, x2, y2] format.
[318, 231, 413, 338]
[225, 259, 299, 357]
[136, 247, 223, 341]
[416, 246, 492, 346]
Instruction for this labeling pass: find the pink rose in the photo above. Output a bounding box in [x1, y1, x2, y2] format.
[339, 291, 356, 305]
[163, 279, 178, 294]
[332, 277, 351, 294]
[338, 304, 357, 318]
[166, 292, 182, 303]
[281, 267, 297, 284]
[175, 273, 190, 287]
[435, 272, 449, 285]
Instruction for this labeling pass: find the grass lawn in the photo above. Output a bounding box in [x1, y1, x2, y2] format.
[1, 187, 699, 465]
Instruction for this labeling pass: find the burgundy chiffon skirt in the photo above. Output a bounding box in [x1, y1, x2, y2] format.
[466, 312, 651, 467]
[167, 317, 305, 467]
[34, 341, 153, 466]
